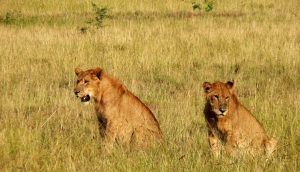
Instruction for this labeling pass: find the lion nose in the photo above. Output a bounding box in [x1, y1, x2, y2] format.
[219, 105, 227, 113]
[220, 109, 226, 113]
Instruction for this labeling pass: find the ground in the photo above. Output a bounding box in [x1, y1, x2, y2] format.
[0, 0, 299, 171]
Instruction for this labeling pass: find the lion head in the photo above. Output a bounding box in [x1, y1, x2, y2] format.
[73, 67, 102, 103]
[202, 81, 235, 117]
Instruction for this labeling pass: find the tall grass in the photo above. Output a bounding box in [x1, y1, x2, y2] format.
[1, 0, 299, 171]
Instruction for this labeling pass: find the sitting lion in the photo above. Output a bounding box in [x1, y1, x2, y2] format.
[74, 67, 163, 152]
[202, 81, 277, 157]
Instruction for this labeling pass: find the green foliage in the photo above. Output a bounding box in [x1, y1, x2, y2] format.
[0, 11, 21, 25]
[89, 3, 110, 28]
[192, 0, 214, 12]
[80, 3, 110, 33]
[203, 0, 214, 12]
[192, 2, 201, 11]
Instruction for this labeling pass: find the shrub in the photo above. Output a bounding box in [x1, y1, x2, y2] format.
[88, 3, 110, 28]
[0, 11, 22, 25]
[192, 0, 214, 12]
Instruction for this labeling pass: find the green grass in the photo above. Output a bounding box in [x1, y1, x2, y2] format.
[1, 0, 300, 171]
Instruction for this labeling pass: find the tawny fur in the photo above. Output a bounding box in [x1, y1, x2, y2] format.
[202, 81, 277, 157]
[74, 67, 163, 152]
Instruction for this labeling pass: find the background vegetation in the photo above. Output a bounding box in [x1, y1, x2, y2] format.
[1, 0, 299, 171]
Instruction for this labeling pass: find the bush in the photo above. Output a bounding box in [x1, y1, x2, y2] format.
[0, 11, 22, 25]
[192, 0, 214, 12]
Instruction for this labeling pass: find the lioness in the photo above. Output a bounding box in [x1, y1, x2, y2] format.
[202, 81, 276, 157]
[74, 67, 163, 152]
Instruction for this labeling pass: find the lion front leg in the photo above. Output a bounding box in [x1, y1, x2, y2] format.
[225, 131, 238, 156]
[208, 130, 220, 158]
[103, 121, 118, 153]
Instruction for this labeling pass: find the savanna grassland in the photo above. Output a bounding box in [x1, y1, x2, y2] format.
[0, 0, 299, 171]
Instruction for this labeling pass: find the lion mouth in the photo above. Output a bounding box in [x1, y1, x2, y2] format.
[217, 113, 225, 117]
[213, 110, 227, 117]
[81, 95, 90, 102]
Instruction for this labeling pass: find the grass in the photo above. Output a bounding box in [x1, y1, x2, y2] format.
[0, 0, 299, 171]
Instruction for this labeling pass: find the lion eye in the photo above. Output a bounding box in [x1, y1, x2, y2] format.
[76, 80, 80, 84]
[225, 96, 230, 100]
[84, 80, 89, 84]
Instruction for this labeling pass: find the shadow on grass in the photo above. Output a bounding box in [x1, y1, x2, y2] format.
[113, 11, 246, 20]
[0, 12, 70, 27]
[0, 11, 246, 27]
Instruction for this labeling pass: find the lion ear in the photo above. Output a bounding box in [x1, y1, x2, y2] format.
[203, 82, 212, 93]
[226, 80, 235, 90]
[93, 67, 103, 79]
[75, 67, 83, 76]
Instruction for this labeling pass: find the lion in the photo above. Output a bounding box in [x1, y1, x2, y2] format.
[202, 81, 277, 157]
[74, 67, 163, 152]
